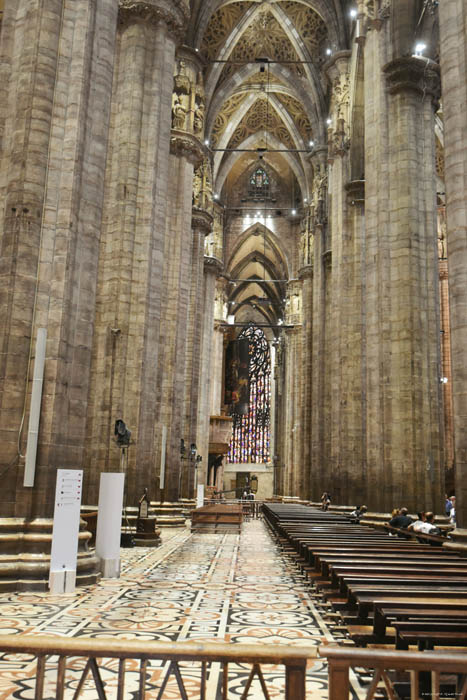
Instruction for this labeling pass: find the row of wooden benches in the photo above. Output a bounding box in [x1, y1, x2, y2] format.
[263, 503, 467, 652]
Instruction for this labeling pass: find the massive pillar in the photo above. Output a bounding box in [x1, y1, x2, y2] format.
[85, 0, 189, 505]
[283, 281, 303, 496]
[309, 146, 329, 499]
[0, 0, 118, 518]
[196, 255, 223, 489]
[438, 0, 467, 526]
[362, 8, 443, 512]
[298, 259, 313, 500]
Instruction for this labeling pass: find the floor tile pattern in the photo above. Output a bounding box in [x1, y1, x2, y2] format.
[0, 521, 360, 698]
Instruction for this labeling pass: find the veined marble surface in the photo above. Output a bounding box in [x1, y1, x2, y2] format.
[0, 521, 363, 698]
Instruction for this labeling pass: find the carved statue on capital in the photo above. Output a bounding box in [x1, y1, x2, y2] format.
[285, 282, 302, 326]
[172, 93, 188, 131]
[193, 100, 205, 135]
[193, 157, 213, 212]
[438, 206, 447, 260]
[311, 164, 328, 226]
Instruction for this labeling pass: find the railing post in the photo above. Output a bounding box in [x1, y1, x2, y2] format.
[328, 659, 350, 700]
[285, 662, 306, 700]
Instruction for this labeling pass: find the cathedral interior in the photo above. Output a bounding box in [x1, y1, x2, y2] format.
[1, 0, 467, 695]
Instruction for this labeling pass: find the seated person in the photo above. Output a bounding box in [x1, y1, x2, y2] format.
[407, 512, 426, 533]
[350, 505, 367, 521]
[416, 511, 441, 536]
[389, 507, 413, 529]
[388, 507, 413, 537]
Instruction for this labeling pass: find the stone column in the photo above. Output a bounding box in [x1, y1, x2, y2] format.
[438, 0, 467, 526]
[85, 0, 189, 506]
[0, 0, 119, 518]
[298, 264, 313, 500]
[363, 14, 443, 511]
[310, 146, 329, 500]
[283, 280, 303, 496]
[156, 132, 204, 501]
[326, 52, 353, 506]
[196, 255, 223, 487]
[344, 180, 366, 506]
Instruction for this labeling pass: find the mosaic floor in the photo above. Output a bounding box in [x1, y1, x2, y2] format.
[0, 520, 362, 699]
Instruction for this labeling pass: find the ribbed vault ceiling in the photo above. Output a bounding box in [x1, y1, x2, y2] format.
[188, 0, 350, 326]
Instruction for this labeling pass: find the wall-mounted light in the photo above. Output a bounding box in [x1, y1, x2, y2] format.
[204, 139, 209, 146]
[326, 48, 332, 56]
[414, 43, 427, 56]
[326, 118, 332, 126]
[350, 8, 357, 18]
[291, 209, 297, 215]
[308, 140, 314, 148]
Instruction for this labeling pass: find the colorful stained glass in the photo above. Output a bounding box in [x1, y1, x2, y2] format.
[228, 325, 271, 463]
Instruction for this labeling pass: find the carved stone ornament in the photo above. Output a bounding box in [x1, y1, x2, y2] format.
[204, 256, 224, 275]
[298, 264, 313, 280]
[192, 208, 214, 236]
[118, 0, 189, 38]
[384, 57, 441, 108]
[345, 179, 365, 206]
[170, 131, 204, 166]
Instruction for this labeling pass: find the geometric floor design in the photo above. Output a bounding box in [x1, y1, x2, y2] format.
[0, 520, 359, 698]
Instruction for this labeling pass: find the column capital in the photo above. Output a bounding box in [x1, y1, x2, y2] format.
[383, 56, 441, 108]
[345, 179, 365, 206]
[298, 264, 313, 280]
[118, 0, 189, 39]
[204, 256, 224, 275]
[192, 207, 213, 235]
[170, 131, 205, 166]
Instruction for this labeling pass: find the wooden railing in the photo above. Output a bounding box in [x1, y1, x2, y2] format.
[0, 634, 315, 700]
[320, 645, 467, 700]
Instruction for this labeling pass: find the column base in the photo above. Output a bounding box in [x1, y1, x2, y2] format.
[0, 518, 101, 591]
[99, 557, 121, 578]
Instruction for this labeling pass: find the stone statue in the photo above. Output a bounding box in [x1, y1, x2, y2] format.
[193, 101, 205, 135]
[172, 94, 187, 131]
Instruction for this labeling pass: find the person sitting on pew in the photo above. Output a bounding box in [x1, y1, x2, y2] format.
[407, 511, 426, 533]
[320, 491, 331, 511]
[350, 505, 367, 522]
[388, 507, 413, 537]
[412, 511, 441, 536]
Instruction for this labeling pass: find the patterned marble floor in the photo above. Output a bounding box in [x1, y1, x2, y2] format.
[0, 520, 360, 699]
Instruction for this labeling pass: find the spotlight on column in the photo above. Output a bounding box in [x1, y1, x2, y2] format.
[114, 419, 131, 446]
[414, 43, 427, 56]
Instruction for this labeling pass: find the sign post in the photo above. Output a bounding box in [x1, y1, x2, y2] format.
[49, 469, 83, 594]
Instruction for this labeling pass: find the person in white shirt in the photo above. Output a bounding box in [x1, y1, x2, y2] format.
[408, 512, 426, 533]
[415, 512, 440, 535]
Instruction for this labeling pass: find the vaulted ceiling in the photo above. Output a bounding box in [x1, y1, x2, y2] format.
[187, 0, 352, 328]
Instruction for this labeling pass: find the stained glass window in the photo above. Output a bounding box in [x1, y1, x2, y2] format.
[228, 325, 271, 463]
[248, 167, 270, 200]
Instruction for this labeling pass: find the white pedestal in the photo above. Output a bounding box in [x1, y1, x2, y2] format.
[96, 473, 125, 578]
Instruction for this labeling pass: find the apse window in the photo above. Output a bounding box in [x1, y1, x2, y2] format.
[226, 325, 271, 464]
[248, 167, 270, 200]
